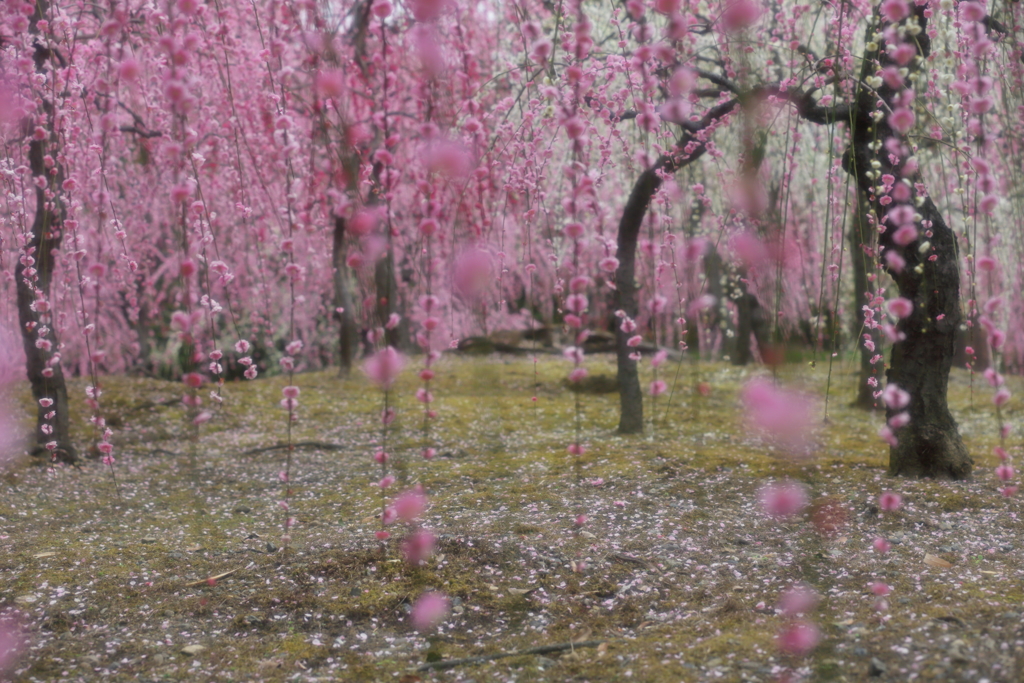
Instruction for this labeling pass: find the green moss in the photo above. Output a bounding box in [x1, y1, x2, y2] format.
[3, 357, 1022, 681]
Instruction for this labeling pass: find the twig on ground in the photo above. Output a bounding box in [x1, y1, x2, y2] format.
[185, 567, 244, 587]
[240, 441, 348, 456]
[416, 640, 613, 672]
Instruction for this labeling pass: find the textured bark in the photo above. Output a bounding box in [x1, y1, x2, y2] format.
[731, 285, 769, 366]
[614, 100, 737, 433]
[838, 8, 971, 478]
[332, 217, 360, 376]
[17, 7, 77, 463]
[849, 191, 881, 410]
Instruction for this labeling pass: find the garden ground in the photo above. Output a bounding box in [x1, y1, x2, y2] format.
[2, 354, 1023, 682]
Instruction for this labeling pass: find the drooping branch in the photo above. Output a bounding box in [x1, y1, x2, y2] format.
[614, 98, 738, 433]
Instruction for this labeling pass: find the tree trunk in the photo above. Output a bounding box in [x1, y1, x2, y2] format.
[613, 100, 738, 432]
[613, 171, 654, 434]
[332, 217, 360, 376]
[17, 9, 78, 463]
[849, 190, 881, 410]
[731, 284, 769, 366]
[840, 8, 971, 479]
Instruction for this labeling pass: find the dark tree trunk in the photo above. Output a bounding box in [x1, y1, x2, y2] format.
[614, 172, 654, 434]
[17, 17, 78, 463]
[731, 285, 769, 366]
[952, 321, 990, 372]
[614, 101, 738, 432]
[694, 244, 731, 358]
[849, 190, 881, 410]
[839, 7, 971, 479]
[332, 217, 360, 376]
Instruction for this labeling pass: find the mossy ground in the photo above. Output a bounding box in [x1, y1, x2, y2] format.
[2, 354, 1023, 682]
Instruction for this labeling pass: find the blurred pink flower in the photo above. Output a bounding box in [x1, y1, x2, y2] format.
[887, 297, 913, 319]
[778, 584, 819, 616]
[759, 481, 808, 519]
[776, 619, 820, 656]
[879, 491, 902, 511]
[403, 529, 435, 565]
[741, 378, 814, 455]
[411, 592, 449, 631]
[394, 487, 428, 522]
[364, 347, 405, 389]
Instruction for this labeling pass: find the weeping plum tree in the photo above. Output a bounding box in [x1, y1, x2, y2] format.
[10, 0, 77, 463]
[2, 0, 1022, 480]
[604, 0, 1021, 479]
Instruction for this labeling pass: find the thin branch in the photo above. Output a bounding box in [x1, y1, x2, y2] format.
[416, 640, 614, 672]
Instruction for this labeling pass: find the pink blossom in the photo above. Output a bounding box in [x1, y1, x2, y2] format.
[418, 218, 438, 237]
[627, 335, 643, 348]
[996, 465, 1015, 482]
[566, 293, 588, 314]
[563, 346, 584, 364]
[741, 379, 813, 454]
[887, 297, 914, 319]
[453, 249, 493, 298]
[960, 1, 985, 22]
[873, 537, 891, 553]
[410, 0, 446, 22]
[892, 224, 918, 246]
[891, 43, 917, 66]
[881, 0, 909, 22]
[977, 256, 997, 272]
[879, 491, 902, 511]
[567, 367, 588, 383]
[649, 380, 667, 397]
[884, 250, 906, 273]
[364, 346, 405, 389]
[881, 66, 904, 90]
[778, 584, 819, 616]
[731, 231, 771, 269]
[759, 481, 808, 519]
[378, 475, 395, 489]
[118, 58, 141, 81]
[394, 487, 428, 522]
[888, 412, 910, 429]
[878, 425, 898, 447]
[720, 0, 762, 32]
[870, 582, 891, 596]
[411, 592, 449, 631]
[993, 388, 1011, 407]
[776, 620, 821, 656]
[599, 256, 619, 272]
[282, 386, 300, 399]
[403, 529, 435, 565]
[889, 107, 916, 134]
[979, 194, 998, 214]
